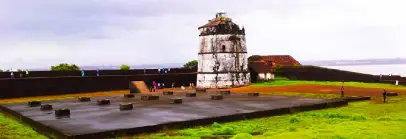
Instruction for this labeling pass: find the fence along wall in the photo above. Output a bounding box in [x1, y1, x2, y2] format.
[0, 68, 197, 78]
[0, 73, 197, 99]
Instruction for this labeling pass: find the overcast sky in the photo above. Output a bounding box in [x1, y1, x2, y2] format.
[0, 0, 405, 70]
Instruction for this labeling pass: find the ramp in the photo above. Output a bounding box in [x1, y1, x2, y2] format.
[129, 81, 150, 93]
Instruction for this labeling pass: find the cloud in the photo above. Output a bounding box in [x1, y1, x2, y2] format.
[0, 0, 405, 69]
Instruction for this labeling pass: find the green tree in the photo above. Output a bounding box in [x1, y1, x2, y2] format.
[50, 63, 80, 71]
[0, 69, 2, 72]
[184, 60, 198, 69]
[120, 64, 131, 70]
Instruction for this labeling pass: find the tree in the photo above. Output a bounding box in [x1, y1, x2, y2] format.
[184, 60, 198, 69]
[51, 63, 80, 71]
[0, 69, 2, 72]
[120, 64, 131, 70]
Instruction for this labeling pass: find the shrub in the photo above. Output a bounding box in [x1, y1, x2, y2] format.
[50, 63, 80, 71]
[211, 122, 222, 128]
[289, 116, 301, 123]
[350, 114, 367, 121]
[230, 133, 252, 139]
[183, 60, 198, 69]
[120, 64, 131, 70]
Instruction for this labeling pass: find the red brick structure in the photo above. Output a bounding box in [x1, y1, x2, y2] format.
[248, 55, 301, 82]
[260, 55, 302, 67]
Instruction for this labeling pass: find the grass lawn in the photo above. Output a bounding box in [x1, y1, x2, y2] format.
[137, 94, 406, 139]
[0, 113, 48, 139]
[252, 80, 406, 90]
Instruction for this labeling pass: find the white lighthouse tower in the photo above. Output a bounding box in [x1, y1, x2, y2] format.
[196, 12, 250, 89]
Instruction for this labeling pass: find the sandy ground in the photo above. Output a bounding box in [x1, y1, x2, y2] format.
[1, 84, 405, 104]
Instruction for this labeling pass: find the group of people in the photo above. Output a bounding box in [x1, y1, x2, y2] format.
[149, 81, 176, 92]
[81, 69, 100, 77]
[157, 68, 170, 74]
[9, 70, 29, 79]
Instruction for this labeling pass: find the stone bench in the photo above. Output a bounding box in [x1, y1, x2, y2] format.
[119, 103, 133, 111]
[78, 97, 91, 102]
[40, 104, 53, 111]
[211, 94, 224, 100]
[170, 98, 183, 104]
[55, 108, 70, 117]
[28, 101, 41, 107]
[97, 99, 110, 105]
[141, 95, 159, 100]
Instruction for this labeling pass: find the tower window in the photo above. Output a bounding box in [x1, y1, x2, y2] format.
[222, 45, 226, 52]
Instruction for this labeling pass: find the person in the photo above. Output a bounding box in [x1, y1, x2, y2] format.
[158, 68, 161, 73]
[383, 89, 387, 103]
[341, 86, 344, 97]
[395, 80, 399, 86]
[162, 83, 165, 89]
[153, 81, 157, 92]
[181, 85, 185, 91]
[96, 69, 100, 76]
[172, 82, 175, 88]
[10, 72, 14, 79]
[25, 70, 29, 78]
[19, 72, 23, 78]
[158, 83, 161, 89]
[81, 70, 85, 76]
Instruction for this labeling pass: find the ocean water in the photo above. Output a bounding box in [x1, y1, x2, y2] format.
[322, 64, 406, 77]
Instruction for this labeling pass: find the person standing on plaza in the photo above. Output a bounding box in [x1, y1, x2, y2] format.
[81, 70, 85, 76]
[10, 72, 14, 79]
[25, 70, 29, 78]
[383, 89, 387, 103]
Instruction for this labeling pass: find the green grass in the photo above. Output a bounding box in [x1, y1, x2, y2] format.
[136, 95, 406, 139]
[0, 113, 48, 139]
[253, 80, 406, 90]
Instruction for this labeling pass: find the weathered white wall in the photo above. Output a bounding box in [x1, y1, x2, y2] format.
[198, 53, 248, 72]
[197, 73, 250, 88]
[199, 35, 247, 53]
[197, 34, 250, 89]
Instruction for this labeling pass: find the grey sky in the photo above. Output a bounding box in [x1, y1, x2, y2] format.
[0, 0, 405, 70]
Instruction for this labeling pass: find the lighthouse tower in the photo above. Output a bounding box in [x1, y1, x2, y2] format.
[196, 12, 250, 89]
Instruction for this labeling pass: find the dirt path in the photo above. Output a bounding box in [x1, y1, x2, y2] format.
[230, 84, 406, 96]
[1, 85, 405, 104]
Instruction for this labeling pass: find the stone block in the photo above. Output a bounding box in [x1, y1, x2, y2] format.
[40, 104, 53, 111]
[119, 103, 133, 111]
[186, 92, 197, 97]
[124, 94, 135, 98]
[248, 92, 259, 96]
[196, 88, 207, 92]
[97, 99, 110, 105]
[211, 94, 223, 100]
[387, 92, 398, 96]
[141, 95, 159, 100]
[28, 101, 41, 107]
[163, 91, 174, 95]
[55, 108, 70, 117]
[78, 97, 91, 102]
[220, 90, 231, 95]
[170, 98, 183, 104]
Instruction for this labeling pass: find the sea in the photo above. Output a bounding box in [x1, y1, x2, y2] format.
[322, 64, 406, 77]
